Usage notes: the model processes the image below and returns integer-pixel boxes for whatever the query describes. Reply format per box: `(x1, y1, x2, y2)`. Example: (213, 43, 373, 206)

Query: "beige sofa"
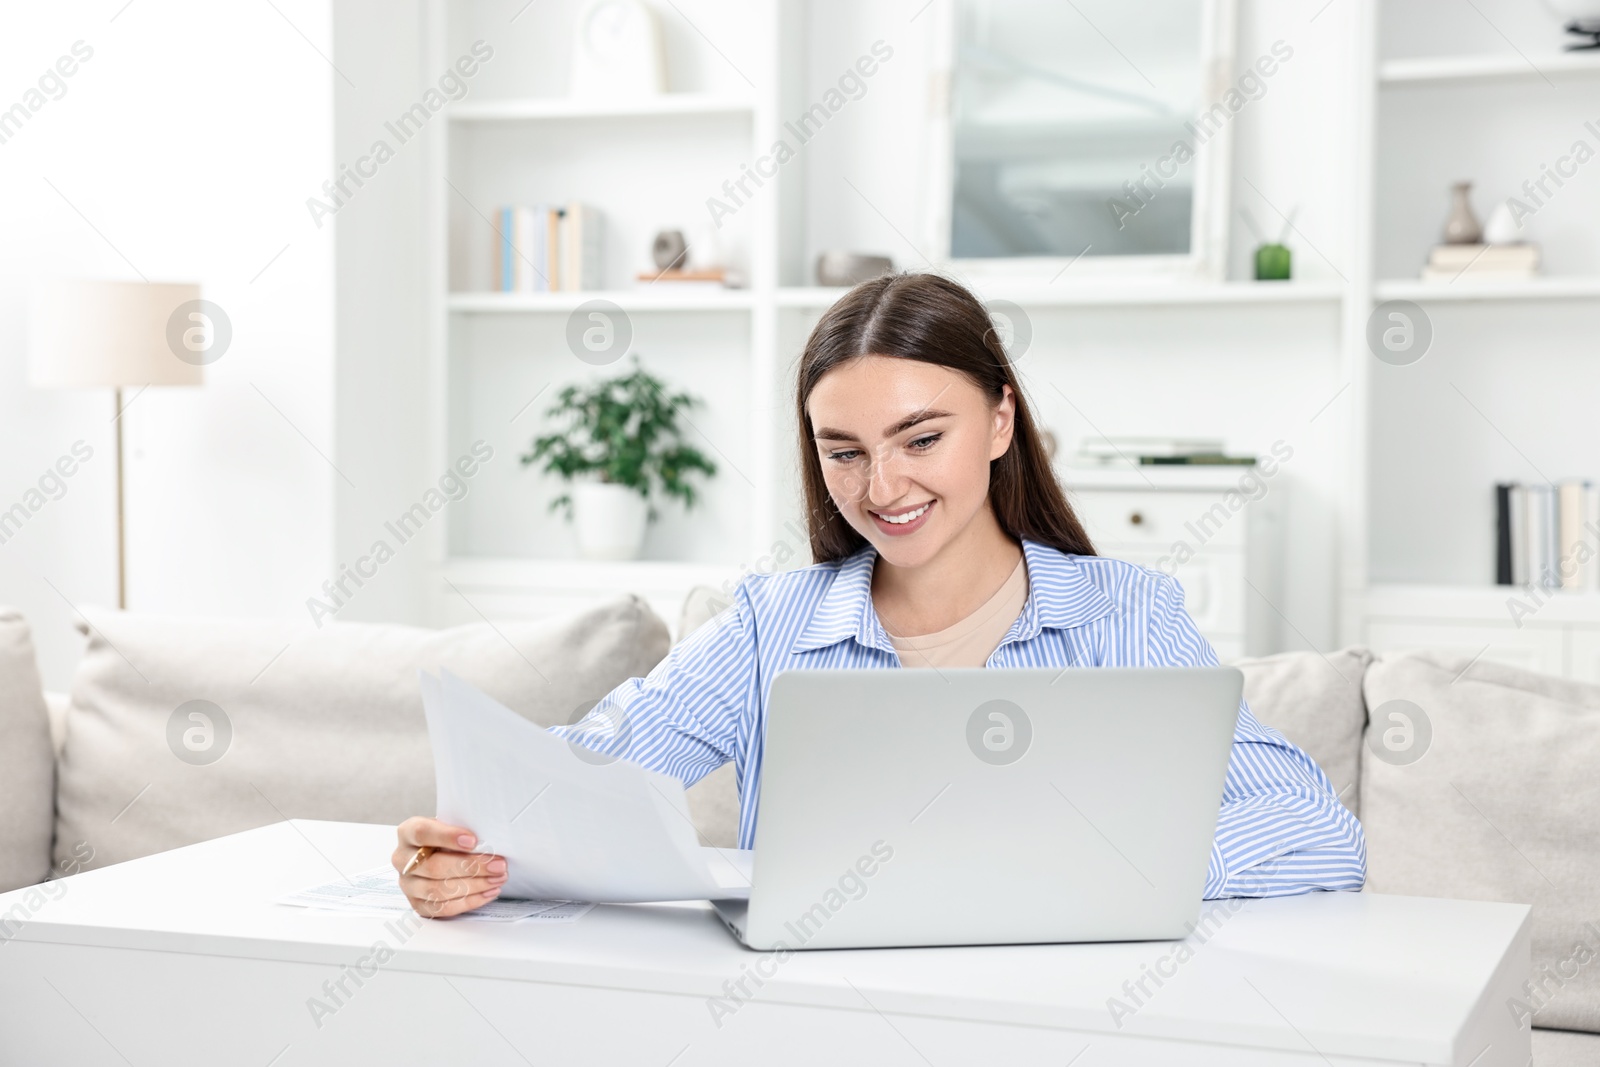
(1, 601, 1597, 1063)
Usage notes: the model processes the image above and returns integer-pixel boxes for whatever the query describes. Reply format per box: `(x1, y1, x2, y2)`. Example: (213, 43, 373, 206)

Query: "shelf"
(1372, 277, 1600, 302)
(1379, 52, 1600, 85)
(1366, 582, 1600, 625)
(1060, 463, 1266, 491)
(449, 94, 755, 122)
(777, 281, 1345, 310)
(448, 290, 755, 313)
(442, 556, 739, 590)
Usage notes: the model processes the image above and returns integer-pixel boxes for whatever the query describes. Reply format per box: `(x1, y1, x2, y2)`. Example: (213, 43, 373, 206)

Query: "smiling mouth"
(873, 503, 930, 525)
(868, 501, 934, 534)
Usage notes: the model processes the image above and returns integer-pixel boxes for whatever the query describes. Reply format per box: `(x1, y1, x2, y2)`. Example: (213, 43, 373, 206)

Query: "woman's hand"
(393, 816, 507, 918)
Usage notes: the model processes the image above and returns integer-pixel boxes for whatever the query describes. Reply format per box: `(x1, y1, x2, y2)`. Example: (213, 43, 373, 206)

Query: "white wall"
(0, 1, 335, 688)
(327, 0, 434, 626)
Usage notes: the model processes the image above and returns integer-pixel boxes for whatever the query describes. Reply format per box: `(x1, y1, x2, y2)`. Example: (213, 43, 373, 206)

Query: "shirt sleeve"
(545, 581, 756, 789)
(1144, 571, 1367, 899)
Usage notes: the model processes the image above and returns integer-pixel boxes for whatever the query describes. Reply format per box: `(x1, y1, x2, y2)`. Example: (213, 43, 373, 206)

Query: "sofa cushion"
(1362, 650, 1600, 1034)
(1534, 1027, 1600, 1067)
(1228, 647, 1370, 817)
(52, 596, 742, 873)
(0, 608, 56, 892)
(678, 583, 731, 642)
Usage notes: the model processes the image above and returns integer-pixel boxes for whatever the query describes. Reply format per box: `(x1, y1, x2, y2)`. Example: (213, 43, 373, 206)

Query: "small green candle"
(1255, 243, 1291, 281)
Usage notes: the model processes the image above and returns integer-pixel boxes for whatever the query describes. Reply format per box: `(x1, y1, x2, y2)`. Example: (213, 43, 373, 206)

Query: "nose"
(866, 446, 910, 507)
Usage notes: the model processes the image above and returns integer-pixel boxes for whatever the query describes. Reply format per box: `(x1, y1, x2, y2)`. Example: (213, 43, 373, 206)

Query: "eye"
(826, 448, 862, 464)
(908, 433, 942, 452)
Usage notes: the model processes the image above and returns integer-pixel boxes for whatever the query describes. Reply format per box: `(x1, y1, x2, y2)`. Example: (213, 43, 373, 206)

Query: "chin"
(857, 522, 948, 569)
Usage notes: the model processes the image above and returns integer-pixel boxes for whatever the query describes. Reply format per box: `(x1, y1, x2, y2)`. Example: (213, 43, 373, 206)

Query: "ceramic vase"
(1443, 182, 1483, 245)
(572, 482, 648, 560)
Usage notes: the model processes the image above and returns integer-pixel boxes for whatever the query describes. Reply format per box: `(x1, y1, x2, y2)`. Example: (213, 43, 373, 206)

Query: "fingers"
(412, 884, 505, 919)
(394, 815, 509, 917)
(400, 863, 507, 918)
(397, 815, 478, 851)
(389, 844, 506, 881)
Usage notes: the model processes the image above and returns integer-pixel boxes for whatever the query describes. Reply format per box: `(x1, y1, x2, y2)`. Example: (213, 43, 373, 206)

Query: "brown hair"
(795, 270, 1097, 563)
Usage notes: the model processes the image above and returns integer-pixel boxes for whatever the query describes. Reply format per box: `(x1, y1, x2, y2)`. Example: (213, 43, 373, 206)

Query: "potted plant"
(521, 358, 717, 560)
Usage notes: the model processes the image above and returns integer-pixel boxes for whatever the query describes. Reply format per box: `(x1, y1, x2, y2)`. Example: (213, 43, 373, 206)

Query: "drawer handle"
(1128, 511, 1144, 526)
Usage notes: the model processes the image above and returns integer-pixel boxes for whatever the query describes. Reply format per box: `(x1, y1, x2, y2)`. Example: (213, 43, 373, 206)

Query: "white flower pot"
(572, 482, 649, 561)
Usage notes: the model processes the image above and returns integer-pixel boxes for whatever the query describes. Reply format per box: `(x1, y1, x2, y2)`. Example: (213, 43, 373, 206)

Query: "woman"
(395, 271, 1365, 917)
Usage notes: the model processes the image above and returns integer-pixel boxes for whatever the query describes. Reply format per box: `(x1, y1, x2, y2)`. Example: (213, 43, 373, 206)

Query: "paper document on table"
(276, 865, 593, 923)
(420, 669, 752, 904)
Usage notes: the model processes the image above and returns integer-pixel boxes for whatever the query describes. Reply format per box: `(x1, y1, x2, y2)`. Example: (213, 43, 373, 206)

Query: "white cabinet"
(1364, 620, 1565, 677)
(1063, 466, 1285, 659)
(1361, 585, 1600, 680)
(1567, 630, 1600, 685)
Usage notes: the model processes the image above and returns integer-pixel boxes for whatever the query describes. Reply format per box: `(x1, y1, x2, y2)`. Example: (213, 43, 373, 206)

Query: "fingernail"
(487, 859, 507, 874)
(487, 887, 501, 898)
(489, 872, 508, 884)
(457, 834, 475, 848)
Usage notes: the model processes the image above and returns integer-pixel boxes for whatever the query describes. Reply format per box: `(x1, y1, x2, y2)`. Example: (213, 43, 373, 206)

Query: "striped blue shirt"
(553, 539, 1366, 899)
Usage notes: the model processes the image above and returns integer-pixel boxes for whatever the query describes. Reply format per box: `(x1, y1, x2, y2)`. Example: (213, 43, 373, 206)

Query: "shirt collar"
(790, 539, 1118, 655)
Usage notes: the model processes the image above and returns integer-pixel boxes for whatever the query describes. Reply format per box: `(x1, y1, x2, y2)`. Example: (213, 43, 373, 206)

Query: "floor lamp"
(29, 280, 205, 610)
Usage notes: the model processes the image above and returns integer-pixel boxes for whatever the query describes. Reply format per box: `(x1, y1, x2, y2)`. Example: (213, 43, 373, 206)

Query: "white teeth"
(878, 503, 929, 525)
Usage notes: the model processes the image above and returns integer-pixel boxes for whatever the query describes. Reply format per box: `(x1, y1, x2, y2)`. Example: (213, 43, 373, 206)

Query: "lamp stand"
(114, 387, 126, 611)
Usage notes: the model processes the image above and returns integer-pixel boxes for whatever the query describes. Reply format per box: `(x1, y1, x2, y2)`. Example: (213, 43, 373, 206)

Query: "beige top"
(886, 557, 1029, 669)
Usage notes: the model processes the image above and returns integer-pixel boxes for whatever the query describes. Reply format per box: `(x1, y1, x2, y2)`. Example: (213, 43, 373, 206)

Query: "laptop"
(712, 666, 1243, 950)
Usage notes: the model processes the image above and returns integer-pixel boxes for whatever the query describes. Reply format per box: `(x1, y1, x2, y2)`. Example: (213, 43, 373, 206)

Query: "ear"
(989, 384, 1017, 461)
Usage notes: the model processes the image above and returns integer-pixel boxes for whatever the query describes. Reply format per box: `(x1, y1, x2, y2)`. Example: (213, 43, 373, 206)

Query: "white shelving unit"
(1372, 277, 1600, 302)
(1378, 51, 1600, 85)
(1341, 1, 1600, 676)
(448, 94, 756, 122)
(446, 290, 759, 313)
(779, 281, 1345, 311)
(394, 0, 1378, 654)
(419, 0, 780, 627)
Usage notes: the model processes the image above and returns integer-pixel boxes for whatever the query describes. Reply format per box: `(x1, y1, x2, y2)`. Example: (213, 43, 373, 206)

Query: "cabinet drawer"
(1068, 488, 1248, 552)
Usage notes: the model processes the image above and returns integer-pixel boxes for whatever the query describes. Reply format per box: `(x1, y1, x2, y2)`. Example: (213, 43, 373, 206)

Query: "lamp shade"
(29, 280, 206, 388)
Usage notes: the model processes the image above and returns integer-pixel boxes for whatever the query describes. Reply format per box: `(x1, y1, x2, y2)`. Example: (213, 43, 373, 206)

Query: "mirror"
(926, 0, 1236, 280)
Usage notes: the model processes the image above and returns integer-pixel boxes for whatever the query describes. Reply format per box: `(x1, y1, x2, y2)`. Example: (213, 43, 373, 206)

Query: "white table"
(0, 821, 1530, 1066)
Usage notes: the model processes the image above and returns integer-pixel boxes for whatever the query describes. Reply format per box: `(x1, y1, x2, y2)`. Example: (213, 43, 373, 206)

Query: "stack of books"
(1495, 480, 1600, 590)
(1074, 437, 1256, 467)
(1423, 244, 1539, 282)
(633, 268, 731, 290)
(495, 202, 604, 292)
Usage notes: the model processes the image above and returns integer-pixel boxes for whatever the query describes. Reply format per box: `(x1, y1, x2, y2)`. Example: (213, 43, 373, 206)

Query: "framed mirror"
(923, 0, 1237, 282)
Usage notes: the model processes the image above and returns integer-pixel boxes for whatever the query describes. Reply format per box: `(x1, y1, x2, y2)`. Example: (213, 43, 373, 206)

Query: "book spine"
(560, 206, 572, 294)
(1495, 483, 1513, 586)
(499, 207, 512, 292)
(510, 206, 524, 293)
(1528, 485, 1548, 588)
(533, 206, 548, 292)
(1588, 484, 1600, 592)
(1547, 484, 1561, 589)
(1509, 483, 1527, 587)
(547, 207, 560, 294)
(565, 200, 580, 292)
(589, 205, 605, 289)
(1559, 480, 1584, 590)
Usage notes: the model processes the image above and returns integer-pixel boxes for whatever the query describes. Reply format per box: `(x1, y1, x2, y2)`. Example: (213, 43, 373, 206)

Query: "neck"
(870, 506, 1023, 637)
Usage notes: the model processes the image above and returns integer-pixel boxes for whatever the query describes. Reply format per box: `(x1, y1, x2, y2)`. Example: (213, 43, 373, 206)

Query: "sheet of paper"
(421, 669, 753, 904)
(276, 865, 594, 923)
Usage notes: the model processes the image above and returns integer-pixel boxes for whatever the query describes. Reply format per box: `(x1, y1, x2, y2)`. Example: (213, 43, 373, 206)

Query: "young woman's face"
(808, 355, 1015, 568)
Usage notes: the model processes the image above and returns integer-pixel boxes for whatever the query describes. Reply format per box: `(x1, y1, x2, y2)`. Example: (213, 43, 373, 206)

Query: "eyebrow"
(812, 408, 955, 442)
